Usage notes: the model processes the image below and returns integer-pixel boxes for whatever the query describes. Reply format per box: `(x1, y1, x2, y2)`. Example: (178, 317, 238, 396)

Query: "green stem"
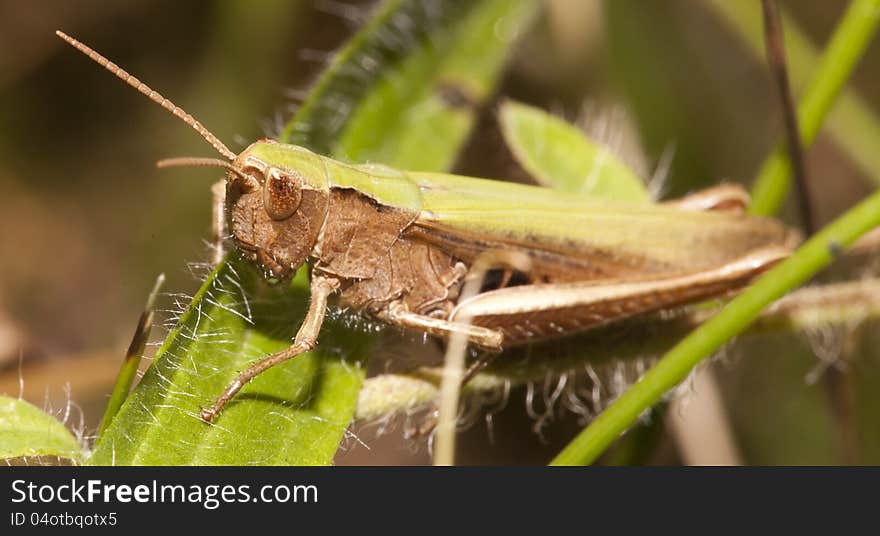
(749, 0, 880, 216)
(706, 0, 880, 189)
(550, 189, 880, 466)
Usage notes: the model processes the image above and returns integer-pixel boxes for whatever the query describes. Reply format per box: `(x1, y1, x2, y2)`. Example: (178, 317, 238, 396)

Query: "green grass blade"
(0, 396, 83, 463)
(748, 0, 880, 216)
(89, 0, 536, 465)
(498, 100, 650, 201)
(551, 188, 880, 465)
(283, 0, 536, 169)
(96, 274, 164, 439)
(707, 0, 880, 189)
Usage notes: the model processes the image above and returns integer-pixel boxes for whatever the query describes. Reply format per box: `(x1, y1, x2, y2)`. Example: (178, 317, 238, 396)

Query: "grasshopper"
(57, 31, 796, 423)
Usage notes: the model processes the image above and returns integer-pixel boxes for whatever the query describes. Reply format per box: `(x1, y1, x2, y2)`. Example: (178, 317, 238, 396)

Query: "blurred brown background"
(1, 0, 879, 464)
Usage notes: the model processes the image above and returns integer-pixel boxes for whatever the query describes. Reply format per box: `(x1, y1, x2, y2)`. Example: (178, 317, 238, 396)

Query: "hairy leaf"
(499, 100, 649, 202)
(0, 396, 82, 464)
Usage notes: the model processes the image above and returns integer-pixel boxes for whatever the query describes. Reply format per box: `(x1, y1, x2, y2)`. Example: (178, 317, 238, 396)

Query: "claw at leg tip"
(200, 407, 216, 423)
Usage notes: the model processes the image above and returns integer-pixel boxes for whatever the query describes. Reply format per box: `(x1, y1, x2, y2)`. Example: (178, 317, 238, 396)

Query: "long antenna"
(55, 30, 236, 161)
(156, 157, 257, 185)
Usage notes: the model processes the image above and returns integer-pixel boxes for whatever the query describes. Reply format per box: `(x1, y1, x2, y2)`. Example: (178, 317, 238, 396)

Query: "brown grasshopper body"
(230, 141, 794, 350)
(57, 31, 796, 422)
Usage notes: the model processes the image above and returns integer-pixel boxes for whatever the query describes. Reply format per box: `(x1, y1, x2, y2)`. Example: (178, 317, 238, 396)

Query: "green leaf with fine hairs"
(499, 99, 650, 202)
(0, 396, 82, 463)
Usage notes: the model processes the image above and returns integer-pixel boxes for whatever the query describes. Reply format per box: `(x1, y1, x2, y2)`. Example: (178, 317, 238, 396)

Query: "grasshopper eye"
(262, 168, 303, 220)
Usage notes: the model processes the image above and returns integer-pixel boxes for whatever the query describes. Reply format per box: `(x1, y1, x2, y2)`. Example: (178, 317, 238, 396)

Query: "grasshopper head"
(222, 141, 330, 280)
(157, 142, 330, 281)
(55, 32, 331, 281)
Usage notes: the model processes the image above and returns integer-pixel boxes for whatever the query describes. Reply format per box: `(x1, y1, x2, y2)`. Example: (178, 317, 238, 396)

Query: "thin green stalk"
(603, 406, 666, 466)
(750, 0, 880, 216)
(551, 189, 880, 465)
(707, 0, 880, 189)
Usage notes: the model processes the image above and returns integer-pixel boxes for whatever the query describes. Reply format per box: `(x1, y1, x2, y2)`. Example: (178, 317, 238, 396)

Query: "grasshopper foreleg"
(211, 179, 227, 265)
(200, 273, 340, 422)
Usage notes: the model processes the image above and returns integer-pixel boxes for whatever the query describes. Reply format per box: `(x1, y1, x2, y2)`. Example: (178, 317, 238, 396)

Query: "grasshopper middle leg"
(378, 301, 504, 351)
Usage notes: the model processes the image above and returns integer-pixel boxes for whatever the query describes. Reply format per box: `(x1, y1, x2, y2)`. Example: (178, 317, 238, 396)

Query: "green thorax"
(247, 140, 422, 210)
